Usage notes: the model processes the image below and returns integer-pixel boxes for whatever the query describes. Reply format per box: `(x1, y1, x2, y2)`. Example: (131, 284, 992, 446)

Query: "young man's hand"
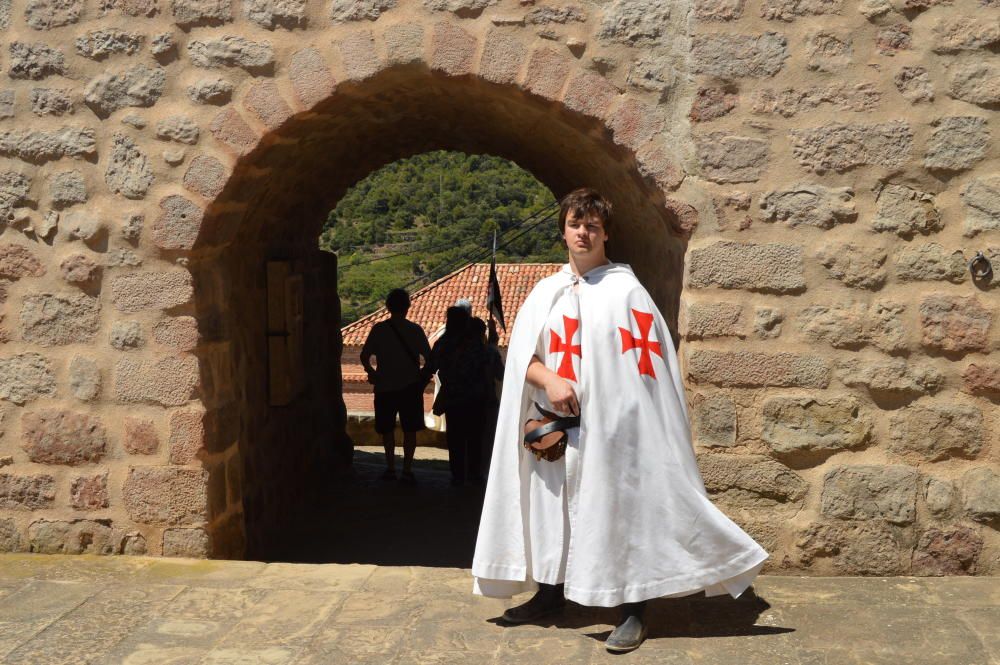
(544, 375, 579, 416)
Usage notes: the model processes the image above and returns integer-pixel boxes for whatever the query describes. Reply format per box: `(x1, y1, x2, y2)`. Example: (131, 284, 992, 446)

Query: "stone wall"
(0, 0, 995, 573)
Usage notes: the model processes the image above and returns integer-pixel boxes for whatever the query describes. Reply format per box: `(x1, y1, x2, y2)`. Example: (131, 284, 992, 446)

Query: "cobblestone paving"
(0, 554, 996, 664)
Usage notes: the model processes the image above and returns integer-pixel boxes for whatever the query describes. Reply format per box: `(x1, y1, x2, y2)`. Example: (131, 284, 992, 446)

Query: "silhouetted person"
(481, 319, 505, 479)
(360, 288, 431, 484)
(443, 317, 492, 487)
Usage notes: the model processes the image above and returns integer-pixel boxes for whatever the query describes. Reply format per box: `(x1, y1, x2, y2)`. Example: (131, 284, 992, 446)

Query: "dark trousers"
(446, 405, 486, 483)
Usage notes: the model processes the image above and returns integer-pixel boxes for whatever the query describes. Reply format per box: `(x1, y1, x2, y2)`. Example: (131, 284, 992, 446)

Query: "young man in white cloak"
(471, 188, 769, 652)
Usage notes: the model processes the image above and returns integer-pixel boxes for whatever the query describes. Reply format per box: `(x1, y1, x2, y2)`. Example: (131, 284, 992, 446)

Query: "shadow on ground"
(262, 449, 486, 568)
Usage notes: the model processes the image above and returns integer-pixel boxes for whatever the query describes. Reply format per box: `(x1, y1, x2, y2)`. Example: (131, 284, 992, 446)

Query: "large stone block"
(761, 0, 840, 20)
(339, 29, 381, 80)
(919, 294, 992, 354)
(22, 409, 107, 465)
(805, 31, 852, 72)
(924, 477, 956, 517)
(123, 417, 159, 455)
(431, 22, 476, 76)
(562, 72, 619, 120)
(183, 155, 228, 199)
(836, 357, 943, 396)
(751, 83, 880, 117)
(693, 393, 736, 447)
(111, 270, 193, 312)
(0, 127, 95, 163)
(188, 36, 274, 74)
(963, 363, 1000, 396)
(163, 527, 211, 557)
(25, 0, 83, 28)
(0, 243, 45, 280)
(895, 243, 966, 283)
(523, 48, 570, 100)
(172, 0, 235, 26)
(105, 134, 154, 199)
(0, 353, 55, 404)
(821, 465, 918, 524)
(244, 80, 292, 129)
(872, 183, 942, 237)
(20, 292, 99, 346)
(8, 42, 66, 80)
(796, 520, 903, 575)
(694, 0, 745, 20)
(790, 122, 912, 173)
(688, 241, 804, 293)
(385, 22, 423, 65)
(691, 32, 788, 78)
(169, 409, 205, 464)
(695, 133, 769, 183)
(288, 47, 334, 108)
(598, 0, 672, 45)
(911, 526, 982, 575)
(684, 302, 744, 340)
(330, 0, 396, 22)
(924, 117, 989, 172)
(209, 108, 258, 156)
(187, 77, 234, 105)
(153, 316, 199, 351)
(83, 65, 166, 118)
(686, 349, 830, 387)
(0, 473, 55, 509)
(75, 28, 144, 59)
(797, 301, 907, 353)
(70, 472, 109, 510)
(961, 175, 1000, 236)
(889, 402, 984, 461)
(697, 453, 807, 508)
(948, 62, 1000, 107)
(961, 468, 1000, 523)
(0, 519, 22, 552)
(608, 98, 664, 152)
(760, 183, 856, 228)
(816, 243, 886, 290)
(123, 466, 208, 525)
(762, 396, 872, 456)
(115, 355, 199, 407)
(69, 356, 101, 401)
(156, 116, 200, 145)
(27, 519, 116, 554)
(933, 16, 1000, 52)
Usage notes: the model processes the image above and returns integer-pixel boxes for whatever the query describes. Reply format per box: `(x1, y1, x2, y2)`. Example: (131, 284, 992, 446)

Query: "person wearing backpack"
(360, 288, 432, 484)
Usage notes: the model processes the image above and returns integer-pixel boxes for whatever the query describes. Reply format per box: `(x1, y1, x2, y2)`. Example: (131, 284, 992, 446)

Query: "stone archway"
(185, 29, 700, 558)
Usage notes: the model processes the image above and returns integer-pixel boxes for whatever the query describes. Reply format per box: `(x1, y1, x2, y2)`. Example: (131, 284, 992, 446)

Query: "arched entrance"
(186, 47, 698, 559)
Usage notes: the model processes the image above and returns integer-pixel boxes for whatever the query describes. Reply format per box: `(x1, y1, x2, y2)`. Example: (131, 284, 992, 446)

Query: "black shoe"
(606, 602, 647, 652)
(501, 584, 565, 624)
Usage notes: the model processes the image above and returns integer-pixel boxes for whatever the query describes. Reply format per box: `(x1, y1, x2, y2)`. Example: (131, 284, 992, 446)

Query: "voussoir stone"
(821, 465, 918, 524)
(695, 133, 769, 183)
(924, 116, 989, 172)
(790, 122, 912, 173)
(598, 0, 672, 45)
(115, 354, 198, 406)
(75, 29, 144, 59)
(911, 526, 983, 575)
(112, 270, 193, 312)
(698, 452, 807, 508)
(872, 183, 942, 237)
(0, 353, 55, 404)
(889, 402, 984, 461)
(152, 195, 204, 250)
(961, 175, 1000, 236)
(948, 62, 1000, 107)
(961, 468, 1000, 523)
(244, 80, 293, 128)
(762, 396, 872, 456)
(686, 349, 830, 387)
(0, 243, 45, 280)
(153, 316, 199, 350)
(691, 32, 788, 78)
(797, 301, 907, 352)
(919, 294, 992, 354)
(330, 0, 396, 22)
(187, 36, 275, 73)
(760, 183, 856, 228)
(123, 466, 208, 525)
(837, 356, 943, 395)
(21, 408, 107, 465)
(895, 243, 966, 283)
(0, 473, 55, 510)
(20, 292, 99, 346)
(688, 241, 805, 293)
(183, 155, 227, 199)
(83, 65, 166, 118)
(10, 42, 67, 80)
(816, 243, 887, 290)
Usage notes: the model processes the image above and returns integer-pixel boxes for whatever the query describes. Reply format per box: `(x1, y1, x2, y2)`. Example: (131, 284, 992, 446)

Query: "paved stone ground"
(0, 555, 997, 664)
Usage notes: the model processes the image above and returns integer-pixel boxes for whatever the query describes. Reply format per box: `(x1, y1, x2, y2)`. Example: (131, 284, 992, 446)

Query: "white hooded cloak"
(472, 262, 768, 607)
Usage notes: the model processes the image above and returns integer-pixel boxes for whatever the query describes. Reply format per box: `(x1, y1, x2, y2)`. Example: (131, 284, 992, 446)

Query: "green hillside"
(321, 151, 564, 325)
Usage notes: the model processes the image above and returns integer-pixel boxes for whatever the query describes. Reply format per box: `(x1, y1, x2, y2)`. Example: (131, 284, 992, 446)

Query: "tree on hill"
(322, 151, 563, 324)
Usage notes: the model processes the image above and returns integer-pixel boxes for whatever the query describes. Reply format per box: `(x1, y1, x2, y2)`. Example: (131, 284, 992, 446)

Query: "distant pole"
(488, 230, 496, 328)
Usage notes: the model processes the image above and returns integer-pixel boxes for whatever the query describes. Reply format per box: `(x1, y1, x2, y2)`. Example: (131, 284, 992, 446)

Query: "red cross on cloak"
(619, 309, 663, 378)
(549, 315, 582, 381)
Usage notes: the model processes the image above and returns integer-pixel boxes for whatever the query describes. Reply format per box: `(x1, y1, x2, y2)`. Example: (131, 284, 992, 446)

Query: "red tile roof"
(341, 263, 563, 348)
